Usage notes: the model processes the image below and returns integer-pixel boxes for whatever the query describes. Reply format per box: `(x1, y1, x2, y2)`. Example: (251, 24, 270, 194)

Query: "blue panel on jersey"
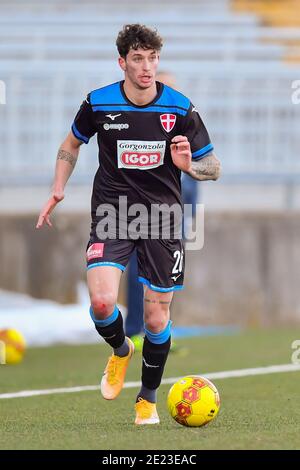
(71, 123, 89, 144)
(192, 143, 214, 159)
(90, 82, 126, 106)
(156, 85, 190, 111)
(91, 105, 187, 116)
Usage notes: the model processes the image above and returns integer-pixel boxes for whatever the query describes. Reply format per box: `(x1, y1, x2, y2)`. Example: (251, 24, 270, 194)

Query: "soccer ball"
(0, 329, 26, 364)
(167, 376, 220, 427)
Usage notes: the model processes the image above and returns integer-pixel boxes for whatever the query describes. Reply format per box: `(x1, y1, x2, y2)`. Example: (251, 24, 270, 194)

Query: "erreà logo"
(86, 243, 104, 261)
(160, 114, 176, 132)
(117, 140, 166, 170)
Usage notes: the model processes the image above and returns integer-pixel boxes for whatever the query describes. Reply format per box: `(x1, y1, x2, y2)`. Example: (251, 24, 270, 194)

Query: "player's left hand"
(170, 135, 192, 172)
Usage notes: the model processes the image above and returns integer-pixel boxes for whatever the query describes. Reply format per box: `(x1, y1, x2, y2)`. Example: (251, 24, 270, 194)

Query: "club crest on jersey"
(160, 114, 176, 133)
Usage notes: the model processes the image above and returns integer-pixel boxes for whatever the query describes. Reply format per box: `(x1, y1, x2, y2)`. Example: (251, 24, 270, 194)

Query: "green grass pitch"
(0, 328, 300, 450)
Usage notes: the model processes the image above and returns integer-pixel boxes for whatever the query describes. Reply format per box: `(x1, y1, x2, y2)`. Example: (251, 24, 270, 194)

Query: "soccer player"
(36, 24, 221, 425)
(125, 71, 199, 350)
(124, 71, 176, 346)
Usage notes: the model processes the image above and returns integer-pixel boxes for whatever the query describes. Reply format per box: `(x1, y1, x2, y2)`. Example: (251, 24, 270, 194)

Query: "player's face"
(119, 48, 159, 90)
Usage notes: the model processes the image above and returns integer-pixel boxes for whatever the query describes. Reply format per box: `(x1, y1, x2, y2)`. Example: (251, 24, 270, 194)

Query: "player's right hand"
(36, 192, 64, 229)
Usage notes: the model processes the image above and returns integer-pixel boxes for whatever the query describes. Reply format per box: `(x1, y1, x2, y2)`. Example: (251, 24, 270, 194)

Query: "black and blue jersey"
(72, 80, 213, 225)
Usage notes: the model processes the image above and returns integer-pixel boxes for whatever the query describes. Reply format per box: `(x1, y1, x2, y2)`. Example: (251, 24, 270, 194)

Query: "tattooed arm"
(36, 132, 83, 228)
(54, 132, 82, 193)
(170, 136, 221, 182)
(187, 151, 221, 181)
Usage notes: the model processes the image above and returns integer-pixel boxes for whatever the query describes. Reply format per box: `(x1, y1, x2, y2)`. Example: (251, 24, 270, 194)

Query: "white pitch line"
(0, 363, 299, 400)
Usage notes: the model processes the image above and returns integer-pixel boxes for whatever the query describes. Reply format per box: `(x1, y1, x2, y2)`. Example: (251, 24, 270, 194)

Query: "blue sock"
(137, 321, 172, 403)
(90, 306, 128, 354)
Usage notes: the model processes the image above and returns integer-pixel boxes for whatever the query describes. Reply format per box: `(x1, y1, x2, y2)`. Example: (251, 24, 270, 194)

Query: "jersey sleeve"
(182, 103, 214, 161)
(71, 94, 97, 144)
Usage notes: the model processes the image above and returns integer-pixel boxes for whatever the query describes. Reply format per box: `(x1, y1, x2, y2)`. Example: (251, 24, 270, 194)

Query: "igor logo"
(87, 243, 104, 261)
(117, 140, 166, 170)
(121, 152, 161, 168)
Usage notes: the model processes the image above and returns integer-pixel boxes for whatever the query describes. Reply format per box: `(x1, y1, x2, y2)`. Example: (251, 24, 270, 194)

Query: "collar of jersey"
(120, 80, 163, 109)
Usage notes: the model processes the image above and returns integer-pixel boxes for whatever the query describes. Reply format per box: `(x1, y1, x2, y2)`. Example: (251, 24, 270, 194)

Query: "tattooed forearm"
(144, 298, 171, 305)
(57, 149, 78, 168)
(187, 152, 221, 181)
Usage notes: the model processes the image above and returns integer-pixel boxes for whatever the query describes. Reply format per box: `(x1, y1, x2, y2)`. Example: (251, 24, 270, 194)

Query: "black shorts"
(86, 237, 185, 293)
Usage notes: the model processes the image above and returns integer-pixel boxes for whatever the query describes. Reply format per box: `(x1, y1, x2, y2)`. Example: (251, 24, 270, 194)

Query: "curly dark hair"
(116, 24, 163, 58)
